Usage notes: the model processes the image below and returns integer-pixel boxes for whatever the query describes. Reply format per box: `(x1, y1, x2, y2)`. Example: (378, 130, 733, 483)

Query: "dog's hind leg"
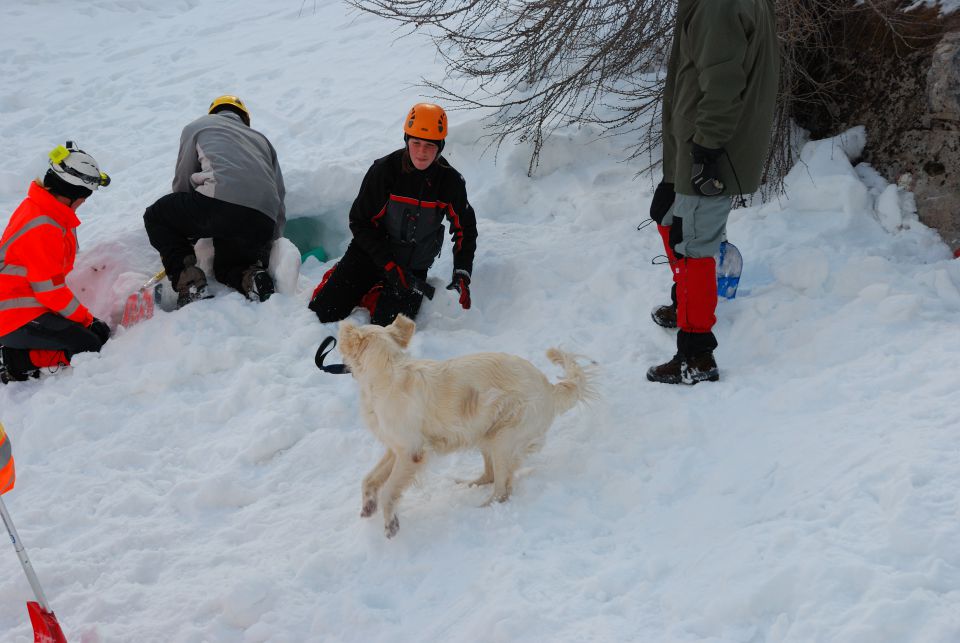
(379, 448, 425, 538)
(458, 450, 494, 487)
(361, 450, 396, 518)
(482, 443, 517, 506)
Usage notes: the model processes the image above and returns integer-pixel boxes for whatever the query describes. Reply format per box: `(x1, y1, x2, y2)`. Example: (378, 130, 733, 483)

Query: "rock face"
(792, 6, 960, 250)
(909, 31, 960, 249)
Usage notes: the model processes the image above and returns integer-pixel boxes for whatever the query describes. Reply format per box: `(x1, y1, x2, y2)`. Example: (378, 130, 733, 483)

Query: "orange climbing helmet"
(403, 103, 447, 141)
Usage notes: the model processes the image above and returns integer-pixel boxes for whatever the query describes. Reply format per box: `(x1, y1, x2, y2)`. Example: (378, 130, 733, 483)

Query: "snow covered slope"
(0, 2, 958, 642)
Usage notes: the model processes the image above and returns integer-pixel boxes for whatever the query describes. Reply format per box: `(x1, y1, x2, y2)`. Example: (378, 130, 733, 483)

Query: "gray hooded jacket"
(172, 111, 286, 238)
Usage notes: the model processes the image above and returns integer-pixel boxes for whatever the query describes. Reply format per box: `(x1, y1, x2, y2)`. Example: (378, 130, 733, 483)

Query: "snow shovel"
(120, 269, 166, 328)
(0, 495, 68, 643)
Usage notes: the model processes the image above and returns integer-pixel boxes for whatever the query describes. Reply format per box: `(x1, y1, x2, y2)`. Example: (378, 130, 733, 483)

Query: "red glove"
(446, 269, 471, 309)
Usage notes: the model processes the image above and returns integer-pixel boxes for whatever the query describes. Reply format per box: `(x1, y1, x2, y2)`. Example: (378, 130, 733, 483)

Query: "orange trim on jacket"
(0, 182, 93, 337)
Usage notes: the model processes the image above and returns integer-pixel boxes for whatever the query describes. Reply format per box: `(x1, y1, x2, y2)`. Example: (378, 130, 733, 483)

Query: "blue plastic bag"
(716, 241, 742, 299)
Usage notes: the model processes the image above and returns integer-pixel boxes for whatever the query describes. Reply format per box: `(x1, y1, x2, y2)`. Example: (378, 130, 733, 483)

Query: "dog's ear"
(338, 322, 361, 359)
(389, 314, 416, 349)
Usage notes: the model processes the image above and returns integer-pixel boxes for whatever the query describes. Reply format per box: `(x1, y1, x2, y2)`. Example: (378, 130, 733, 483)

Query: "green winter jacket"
(662, 0, 779, 196)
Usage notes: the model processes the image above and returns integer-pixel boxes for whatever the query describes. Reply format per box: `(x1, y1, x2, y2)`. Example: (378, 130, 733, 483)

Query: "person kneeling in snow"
(143, 95, 286, 308)
(0, 142, 112, 384)
(308, 103, 477, 326)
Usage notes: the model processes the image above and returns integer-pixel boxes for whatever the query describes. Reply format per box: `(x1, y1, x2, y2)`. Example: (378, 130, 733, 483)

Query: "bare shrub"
(351, 0, 952, 196)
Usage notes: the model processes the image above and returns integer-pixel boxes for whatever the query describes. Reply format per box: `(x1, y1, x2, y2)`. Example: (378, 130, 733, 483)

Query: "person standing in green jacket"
(647, 0, 779, 385)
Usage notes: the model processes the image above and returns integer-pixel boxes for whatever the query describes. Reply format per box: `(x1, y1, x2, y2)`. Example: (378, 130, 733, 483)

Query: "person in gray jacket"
(144, 95, 286, 307)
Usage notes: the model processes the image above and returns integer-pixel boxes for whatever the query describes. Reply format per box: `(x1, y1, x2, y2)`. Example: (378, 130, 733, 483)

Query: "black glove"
(88, 317, 111, 344)
(649, 182, 676, 224)
(383, 261, 410, 292)
(691, 143, 725, 197)
(446, 269, 471, 309)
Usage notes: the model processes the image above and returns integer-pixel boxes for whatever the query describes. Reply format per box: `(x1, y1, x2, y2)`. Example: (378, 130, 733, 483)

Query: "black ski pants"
(0, 313, 105, 373)
(308, 241, 425, 326)
(144, 191, 274, 292)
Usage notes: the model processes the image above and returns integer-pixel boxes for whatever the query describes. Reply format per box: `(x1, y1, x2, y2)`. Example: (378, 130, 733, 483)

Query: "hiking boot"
(176, 280, 210, 308)
(646, 351, 719, 385)
(175, 257, 209, 309)
(241, 267, 275, 302)
(0, 347, 40, 384)
(651, 303, 677, 329)
(2, 368, 42, 384)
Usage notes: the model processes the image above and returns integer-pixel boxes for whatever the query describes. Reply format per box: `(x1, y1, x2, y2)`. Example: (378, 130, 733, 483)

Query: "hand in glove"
(690, 143, 725, 197)
(649, 181, 676, 224)
(446, 269, 471, 309)
(88, 317, 111, 344)
(383, 261, 410, 292)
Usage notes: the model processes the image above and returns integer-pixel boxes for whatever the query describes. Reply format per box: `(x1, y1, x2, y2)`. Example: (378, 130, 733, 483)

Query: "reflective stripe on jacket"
(349, 149, 477, 273)
(0, 182, 93, 336)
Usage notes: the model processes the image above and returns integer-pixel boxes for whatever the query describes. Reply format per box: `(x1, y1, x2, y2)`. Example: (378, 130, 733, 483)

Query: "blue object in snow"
(716, 241, 742, 299)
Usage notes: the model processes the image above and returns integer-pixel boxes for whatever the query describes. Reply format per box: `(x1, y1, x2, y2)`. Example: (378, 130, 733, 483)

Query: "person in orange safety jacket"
(0, 142, 112, 384)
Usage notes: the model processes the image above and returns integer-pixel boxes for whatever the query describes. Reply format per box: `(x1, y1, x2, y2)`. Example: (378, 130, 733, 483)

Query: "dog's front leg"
(379, 448, 426, 538)
(361, 450, 396, 518)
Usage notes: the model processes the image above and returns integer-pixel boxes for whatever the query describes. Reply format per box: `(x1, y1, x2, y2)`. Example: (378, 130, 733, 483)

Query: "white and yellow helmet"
(47, 141, 110, 190)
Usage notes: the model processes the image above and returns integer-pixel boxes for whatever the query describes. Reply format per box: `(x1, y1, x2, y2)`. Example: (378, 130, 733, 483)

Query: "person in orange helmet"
(308, 103, 478, 326)
(0, 142, 112, 384)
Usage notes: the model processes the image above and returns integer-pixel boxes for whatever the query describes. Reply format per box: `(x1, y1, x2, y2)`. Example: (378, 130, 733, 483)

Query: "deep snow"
(0, 2, 958, 642)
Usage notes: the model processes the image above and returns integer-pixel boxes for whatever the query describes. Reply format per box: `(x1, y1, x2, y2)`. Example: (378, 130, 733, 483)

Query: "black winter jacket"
(348, 149, 477, 273)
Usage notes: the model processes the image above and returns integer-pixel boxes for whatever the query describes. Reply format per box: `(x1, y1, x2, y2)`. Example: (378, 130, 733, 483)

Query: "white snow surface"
(1, 2, 959, 642)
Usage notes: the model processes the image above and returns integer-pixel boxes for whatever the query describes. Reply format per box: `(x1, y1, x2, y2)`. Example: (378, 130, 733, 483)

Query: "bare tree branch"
(350, 0, 949, 197)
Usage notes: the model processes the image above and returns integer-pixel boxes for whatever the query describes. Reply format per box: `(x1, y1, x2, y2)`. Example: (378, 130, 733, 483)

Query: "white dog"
(338, 314, 595, 538)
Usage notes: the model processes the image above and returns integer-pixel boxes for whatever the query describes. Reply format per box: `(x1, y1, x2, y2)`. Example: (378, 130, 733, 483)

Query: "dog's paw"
(361, 497, 377, 518)
(384, 515, 400, 539)
(455, 475, 493, 487)
(481, 492, 511, 507)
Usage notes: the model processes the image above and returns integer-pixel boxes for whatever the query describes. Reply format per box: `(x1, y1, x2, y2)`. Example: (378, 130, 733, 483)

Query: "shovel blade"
(120, 293, 140, 328)
(27, 602, 67, 643)
(141, 287, 155, 320)
(119, 270, 166, 328)
(119, 289, 155, 328)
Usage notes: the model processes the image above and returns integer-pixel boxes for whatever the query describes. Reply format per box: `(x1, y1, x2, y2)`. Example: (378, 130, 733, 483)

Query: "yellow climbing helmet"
(403, 103, 447, 141)
(208, 95, 251, 126)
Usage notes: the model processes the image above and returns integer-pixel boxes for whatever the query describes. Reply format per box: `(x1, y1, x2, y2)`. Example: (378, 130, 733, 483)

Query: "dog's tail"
(546, 348, 596, 414)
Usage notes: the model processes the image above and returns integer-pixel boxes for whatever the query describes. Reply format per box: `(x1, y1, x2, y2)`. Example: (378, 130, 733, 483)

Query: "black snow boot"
(241, 267, 275, 302)
(0, 346, 40, 384)
(175, 255, 210, 308)
(651, 303, 677, 329)
(651, 283, 678, 329)
(646, 351, 719, 385)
